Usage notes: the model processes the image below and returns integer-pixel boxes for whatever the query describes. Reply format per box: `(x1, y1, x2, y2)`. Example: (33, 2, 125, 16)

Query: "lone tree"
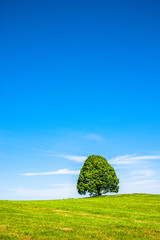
(77, 155, 119, 196)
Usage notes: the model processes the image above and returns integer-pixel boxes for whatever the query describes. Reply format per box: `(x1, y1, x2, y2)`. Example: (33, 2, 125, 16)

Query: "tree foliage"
(77, 155, 119, 196)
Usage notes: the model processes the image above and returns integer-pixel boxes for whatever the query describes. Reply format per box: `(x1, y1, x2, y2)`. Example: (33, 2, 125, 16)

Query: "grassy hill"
(0, 194, 160, 239)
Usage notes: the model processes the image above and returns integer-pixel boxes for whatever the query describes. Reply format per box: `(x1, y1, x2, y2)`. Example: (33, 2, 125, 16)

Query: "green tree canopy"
(77, 155, 119, 196)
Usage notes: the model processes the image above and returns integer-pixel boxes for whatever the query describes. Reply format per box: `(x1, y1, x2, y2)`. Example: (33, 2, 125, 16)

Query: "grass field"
(0, 194, 160, 239)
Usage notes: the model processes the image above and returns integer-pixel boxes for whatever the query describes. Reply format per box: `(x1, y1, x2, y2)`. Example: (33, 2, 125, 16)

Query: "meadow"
(0, 194, 160, 239)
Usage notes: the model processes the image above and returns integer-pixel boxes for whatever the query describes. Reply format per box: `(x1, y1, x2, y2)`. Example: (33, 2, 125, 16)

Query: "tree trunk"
(98, 190, 101, 196)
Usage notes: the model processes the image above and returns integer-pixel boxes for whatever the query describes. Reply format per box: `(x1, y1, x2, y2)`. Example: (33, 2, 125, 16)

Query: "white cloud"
(119, 179, 160, 194)
(22, 169, 80, 176)
(56, 130, 103, 141)
(130, 170, 155, 179)
(109, 154, 160, 165)
(109, 154, 137, 164)
(50, 183, 76, 188)
(128, 180, 156, 185)
(31, 148, 53, 153)
(1, 184, 80, 200)
(129, 155, 160, 160)
(58, 154, 87, 162)
(84, 133, 103, 141)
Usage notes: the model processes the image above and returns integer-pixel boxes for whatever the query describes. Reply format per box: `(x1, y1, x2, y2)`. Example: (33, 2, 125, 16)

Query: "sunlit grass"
(0, 194, 160, 239)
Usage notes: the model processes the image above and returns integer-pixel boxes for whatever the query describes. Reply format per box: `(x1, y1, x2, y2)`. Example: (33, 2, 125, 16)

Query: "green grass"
(0, 194, 160, 239)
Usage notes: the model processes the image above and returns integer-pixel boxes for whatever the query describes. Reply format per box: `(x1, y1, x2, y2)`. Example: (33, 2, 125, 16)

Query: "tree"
(77, 155, 119, 196)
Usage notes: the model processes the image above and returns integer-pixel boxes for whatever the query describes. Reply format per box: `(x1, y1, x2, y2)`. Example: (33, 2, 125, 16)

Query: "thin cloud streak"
(128, 155, 160, 160)
(130, 170, 155, 179)
(58, 154, 87, 162)
(109, 154, 160, 165)
(2, 185, 79, 200)
(119, 179, 160, 194)
(128, 180, 157, 185)
(22, 169, 80, 176)
(50, 183, 76, 187)
(83, 133, 103, 141)
(31, 148, 53, 153)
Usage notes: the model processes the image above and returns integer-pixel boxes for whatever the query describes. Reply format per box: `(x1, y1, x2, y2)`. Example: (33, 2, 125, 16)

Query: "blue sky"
(0, 0, 160, 200)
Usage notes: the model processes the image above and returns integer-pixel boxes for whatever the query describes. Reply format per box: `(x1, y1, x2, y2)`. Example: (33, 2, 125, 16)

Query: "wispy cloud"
(109, 154, 160, 165)
(129, 155, 160, 160)
(128, 180, 156, 185)
(2, 184, 79, 200)
(50, 183, 76, 188)
(109, 154, 137, 164)
(22, 169, 80, 176)
(31, 148, 53, 153)
(56, 129, 103, 142)
(119, 179, 160, 194)
(130, 170, 155, 179)
(83, 133, 103, 141)
(58, 154, 87, 162)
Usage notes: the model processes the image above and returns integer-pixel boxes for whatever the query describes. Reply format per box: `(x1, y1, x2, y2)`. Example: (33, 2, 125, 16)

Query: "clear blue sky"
(0, 0, 160, 199)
